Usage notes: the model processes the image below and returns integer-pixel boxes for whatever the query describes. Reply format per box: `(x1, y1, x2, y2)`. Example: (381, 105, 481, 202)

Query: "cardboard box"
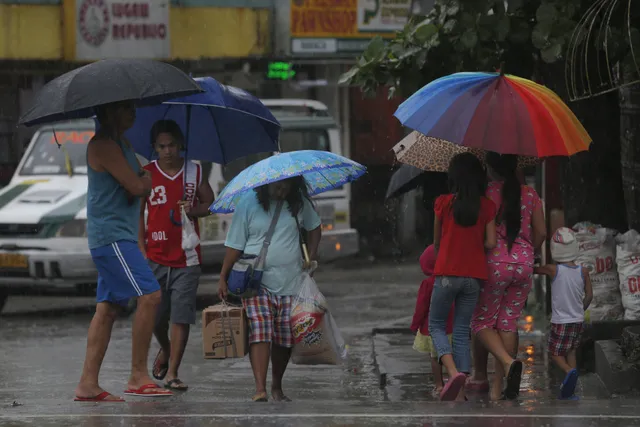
(202, 304, 248, 359)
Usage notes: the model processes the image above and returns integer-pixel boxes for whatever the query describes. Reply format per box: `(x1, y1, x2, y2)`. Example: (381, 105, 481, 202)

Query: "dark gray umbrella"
(19, 59, 203, 127)
(386, 164, 425, 199)
(386, 164, 449, 200)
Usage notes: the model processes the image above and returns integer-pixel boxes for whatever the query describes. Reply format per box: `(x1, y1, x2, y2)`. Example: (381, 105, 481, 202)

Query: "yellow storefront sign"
(170, 7, 270, 60)
(0, 4, 61, 59)
(290, 0, 409, 39)
(0, 2, 270, 61)
(291, 0, 359, 38)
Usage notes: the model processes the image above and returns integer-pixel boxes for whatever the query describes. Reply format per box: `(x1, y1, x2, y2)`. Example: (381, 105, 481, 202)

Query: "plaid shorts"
(548, 322, 583, 356)
(242, 288, 294, 348)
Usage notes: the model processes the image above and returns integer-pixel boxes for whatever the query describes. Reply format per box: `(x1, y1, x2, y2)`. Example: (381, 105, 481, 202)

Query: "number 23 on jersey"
(149, 185, 167, 206)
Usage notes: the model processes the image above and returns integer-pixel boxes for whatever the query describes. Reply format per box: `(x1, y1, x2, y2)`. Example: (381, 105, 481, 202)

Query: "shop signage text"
(267, 62, 297, 80)
(290, 0, 358, 38)
(357, 0, 412, 32)
(75, 0, 170, 60)
(290, 0, 411, 38)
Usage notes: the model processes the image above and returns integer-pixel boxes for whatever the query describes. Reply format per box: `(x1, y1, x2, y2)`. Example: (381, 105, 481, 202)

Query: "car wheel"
(0, 289, 8, 314)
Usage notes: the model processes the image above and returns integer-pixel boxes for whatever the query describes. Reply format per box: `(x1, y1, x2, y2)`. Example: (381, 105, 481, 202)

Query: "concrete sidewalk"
(370, 316, 612, 403)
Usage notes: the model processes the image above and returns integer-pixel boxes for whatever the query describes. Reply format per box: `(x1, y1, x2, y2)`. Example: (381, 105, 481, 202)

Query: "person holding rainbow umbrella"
(393, 69, 591, 401)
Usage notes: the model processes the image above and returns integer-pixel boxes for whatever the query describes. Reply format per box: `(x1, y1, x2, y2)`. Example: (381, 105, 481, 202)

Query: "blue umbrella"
(119, 76, 281, 164)
(209, 150, 366, 214)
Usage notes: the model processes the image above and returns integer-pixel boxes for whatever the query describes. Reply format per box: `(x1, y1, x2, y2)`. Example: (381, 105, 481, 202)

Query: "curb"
(594, 339, 640, 394)
(371, 332, 386, 389)
(372, 327, 414, 336)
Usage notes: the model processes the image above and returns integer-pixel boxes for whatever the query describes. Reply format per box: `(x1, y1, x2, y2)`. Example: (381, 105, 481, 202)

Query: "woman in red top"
(428, 153, 497, 401)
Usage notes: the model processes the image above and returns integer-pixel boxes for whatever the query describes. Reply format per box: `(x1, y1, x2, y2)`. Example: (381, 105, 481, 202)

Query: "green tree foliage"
(339, 0, 637, 99)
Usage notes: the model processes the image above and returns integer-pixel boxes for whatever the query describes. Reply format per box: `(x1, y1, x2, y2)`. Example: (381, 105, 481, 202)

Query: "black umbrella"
(386, 164, 425, 199)
(386, 164, 449, 200)
(19, 59, 203, 127)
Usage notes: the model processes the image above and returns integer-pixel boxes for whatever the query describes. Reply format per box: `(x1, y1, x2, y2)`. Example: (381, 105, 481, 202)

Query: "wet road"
(0, 264, 636, 426)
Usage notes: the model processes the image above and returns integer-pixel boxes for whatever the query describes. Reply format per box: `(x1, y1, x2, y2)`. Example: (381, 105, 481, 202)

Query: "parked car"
(0, 100, 359, 313)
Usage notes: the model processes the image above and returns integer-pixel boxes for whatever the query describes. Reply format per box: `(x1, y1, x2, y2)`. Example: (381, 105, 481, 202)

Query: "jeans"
(428, 276, 481, 374)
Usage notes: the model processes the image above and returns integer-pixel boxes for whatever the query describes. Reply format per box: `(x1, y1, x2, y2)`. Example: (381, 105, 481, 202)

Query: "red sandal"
(74, 391, 125, 402)
(124, 383, 172, 397)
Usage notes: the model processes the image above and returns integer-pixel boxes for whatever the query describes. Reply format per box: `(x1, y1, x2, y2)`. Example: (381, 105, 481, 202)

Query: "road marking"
(0, 413, 637, 420)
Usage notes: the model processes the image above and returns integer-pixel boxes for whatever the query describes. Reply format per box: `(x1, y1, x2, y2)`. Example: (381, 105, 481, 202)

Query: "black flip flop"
(503, 360, 523, 400)
(164, 379, 188, 391)
(152, 349, 168, 381)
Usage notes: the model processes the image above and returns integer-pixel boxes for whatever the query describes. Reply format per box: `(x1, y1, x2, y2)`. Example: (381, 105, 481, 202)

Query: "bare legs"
(431, 357, 444, 392)
(471, 334, 489, 383)
(271, 345, 292, 400)
(128, 291, 164, 391)
(476, 328, 520, 400)
(249, 342, 271, 396)
(75, 302, 120, 400)
(248, 342, 292, 401)
(154, 322, 190, 385)
(552, 349, 577, 374)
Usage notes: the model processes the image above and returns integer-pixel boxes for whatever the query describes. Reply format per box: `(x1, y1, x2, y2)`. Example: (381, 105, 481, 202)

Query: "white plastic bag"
(616, 230, 640, 320)
(290, 272, 347, 365)
(573, 222, 623, 321)
(181, 206, 200, 252)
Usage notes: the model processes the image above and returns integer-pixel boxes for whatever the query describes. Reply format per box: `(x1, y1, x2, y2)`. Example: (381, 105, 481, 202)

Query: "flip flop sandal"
(74, 391, 125, 402)
(165, 379, 188, 391)
(439, 373, 467, 401)
(559, 369, 579, 399)
(152, 349, 169, 381)
(503, 360, 523, 400)
(252, 392, 268, 402)
(124, 383, 173, 397)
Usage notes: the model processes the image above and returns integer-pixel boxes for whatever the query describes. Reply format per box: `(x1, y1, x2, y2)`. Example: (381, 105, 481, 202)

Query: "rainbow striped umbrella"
(394, 72, 591, 157)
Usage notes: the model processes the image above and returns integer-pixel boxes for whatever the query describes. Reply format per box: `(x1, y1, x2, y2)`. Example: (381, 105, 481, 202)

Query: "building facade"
(0, 0, 274, 183)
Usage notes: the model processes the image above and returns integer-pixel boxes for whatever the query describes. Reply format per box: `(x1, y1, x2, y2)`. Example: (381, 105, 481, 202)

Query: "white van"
(0, 100, 359, 312)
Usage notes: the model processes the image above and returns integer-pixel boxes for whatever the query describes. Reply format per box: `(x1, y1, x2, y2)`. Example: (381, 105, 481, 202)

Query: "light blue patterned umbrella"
(209, 150, 366, 213)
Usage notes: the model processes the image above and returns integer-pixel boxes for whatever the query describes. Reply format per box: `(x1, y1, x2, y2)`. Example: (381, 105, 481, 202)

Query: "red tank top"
(143, 160, 202, 268)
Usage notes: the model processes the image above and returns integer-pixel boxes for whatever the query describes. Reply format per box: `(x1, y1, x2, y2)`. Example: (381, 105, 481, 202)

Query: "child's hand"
(535, 264, 555, 277)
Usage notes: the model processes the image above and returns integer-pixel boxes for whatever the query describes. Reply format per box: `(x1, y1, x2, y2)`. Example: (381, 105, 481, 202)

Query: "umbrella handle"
(301, 242, 310, 265)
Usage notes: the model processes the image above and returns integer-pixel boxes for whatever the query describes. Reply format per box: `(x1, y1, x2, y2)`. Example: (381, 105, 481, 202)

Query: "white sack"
(573, 222, 623, 321)
(616, 229, 640, 320)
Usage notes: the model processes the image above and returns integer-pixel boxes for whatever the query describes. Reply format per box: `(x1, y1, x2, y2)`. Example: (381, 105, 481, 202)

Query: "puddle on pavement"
(378, 313, 612, 404)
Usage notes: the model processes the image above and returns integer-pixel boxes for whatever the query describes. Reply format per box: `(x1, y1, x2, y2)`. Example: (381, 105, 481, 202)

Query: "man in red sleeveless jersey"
(138, 120, 214, 391)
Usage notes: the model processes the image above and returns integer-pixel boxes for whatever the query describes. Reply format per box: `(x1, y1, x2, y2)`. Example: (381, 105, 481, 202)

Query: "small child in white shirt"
(535, 227, 593, 400)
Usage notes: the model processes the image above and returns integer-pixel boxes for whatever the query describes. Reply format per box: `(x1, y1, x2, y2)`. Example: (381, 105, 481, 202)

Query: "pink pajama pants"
(471, 262, 533, 334)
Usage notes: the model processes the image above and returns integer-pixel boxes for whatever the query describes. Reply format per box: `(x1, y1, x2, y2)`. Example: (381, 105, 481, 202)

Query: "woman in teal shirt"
(218, 176, 322, 402)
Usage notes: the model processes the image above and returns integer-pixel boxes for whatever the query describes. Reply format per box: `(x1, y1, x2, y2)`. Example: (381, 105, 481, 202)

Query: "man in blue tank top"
(74, 101, 172, 402)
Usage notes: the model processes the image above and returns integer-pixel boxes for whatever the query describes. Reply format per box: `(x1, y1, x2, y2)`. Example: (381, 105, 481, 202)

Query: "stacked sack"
(573, 222, 624, 321)
(615, 230, 640, 320)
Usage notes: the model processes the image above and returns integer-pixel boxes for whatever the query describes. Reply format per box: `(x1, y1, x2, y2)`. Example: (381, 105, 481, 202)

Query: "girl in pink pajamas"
(468, 153, 547, 400)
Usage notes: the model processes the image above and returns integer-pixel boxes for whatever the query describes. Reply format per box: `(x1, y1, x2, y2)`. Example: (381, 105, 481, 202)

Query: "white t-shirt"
(551, 264, 586, 324)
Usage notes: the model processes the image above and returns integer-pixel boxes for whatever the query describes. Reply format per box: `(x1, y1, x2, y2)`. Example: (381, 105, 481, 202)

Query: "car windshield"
(222, 128, 331, 182)
(19, 129, 94, 176)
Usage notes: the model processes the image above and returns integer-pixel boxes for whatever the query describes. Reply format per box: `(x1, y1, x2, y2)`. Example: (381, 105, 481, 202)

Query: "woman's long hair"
(447, 153, 487, 227)
(486, 152, 520, 251)
(254, 176, 314, 217)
